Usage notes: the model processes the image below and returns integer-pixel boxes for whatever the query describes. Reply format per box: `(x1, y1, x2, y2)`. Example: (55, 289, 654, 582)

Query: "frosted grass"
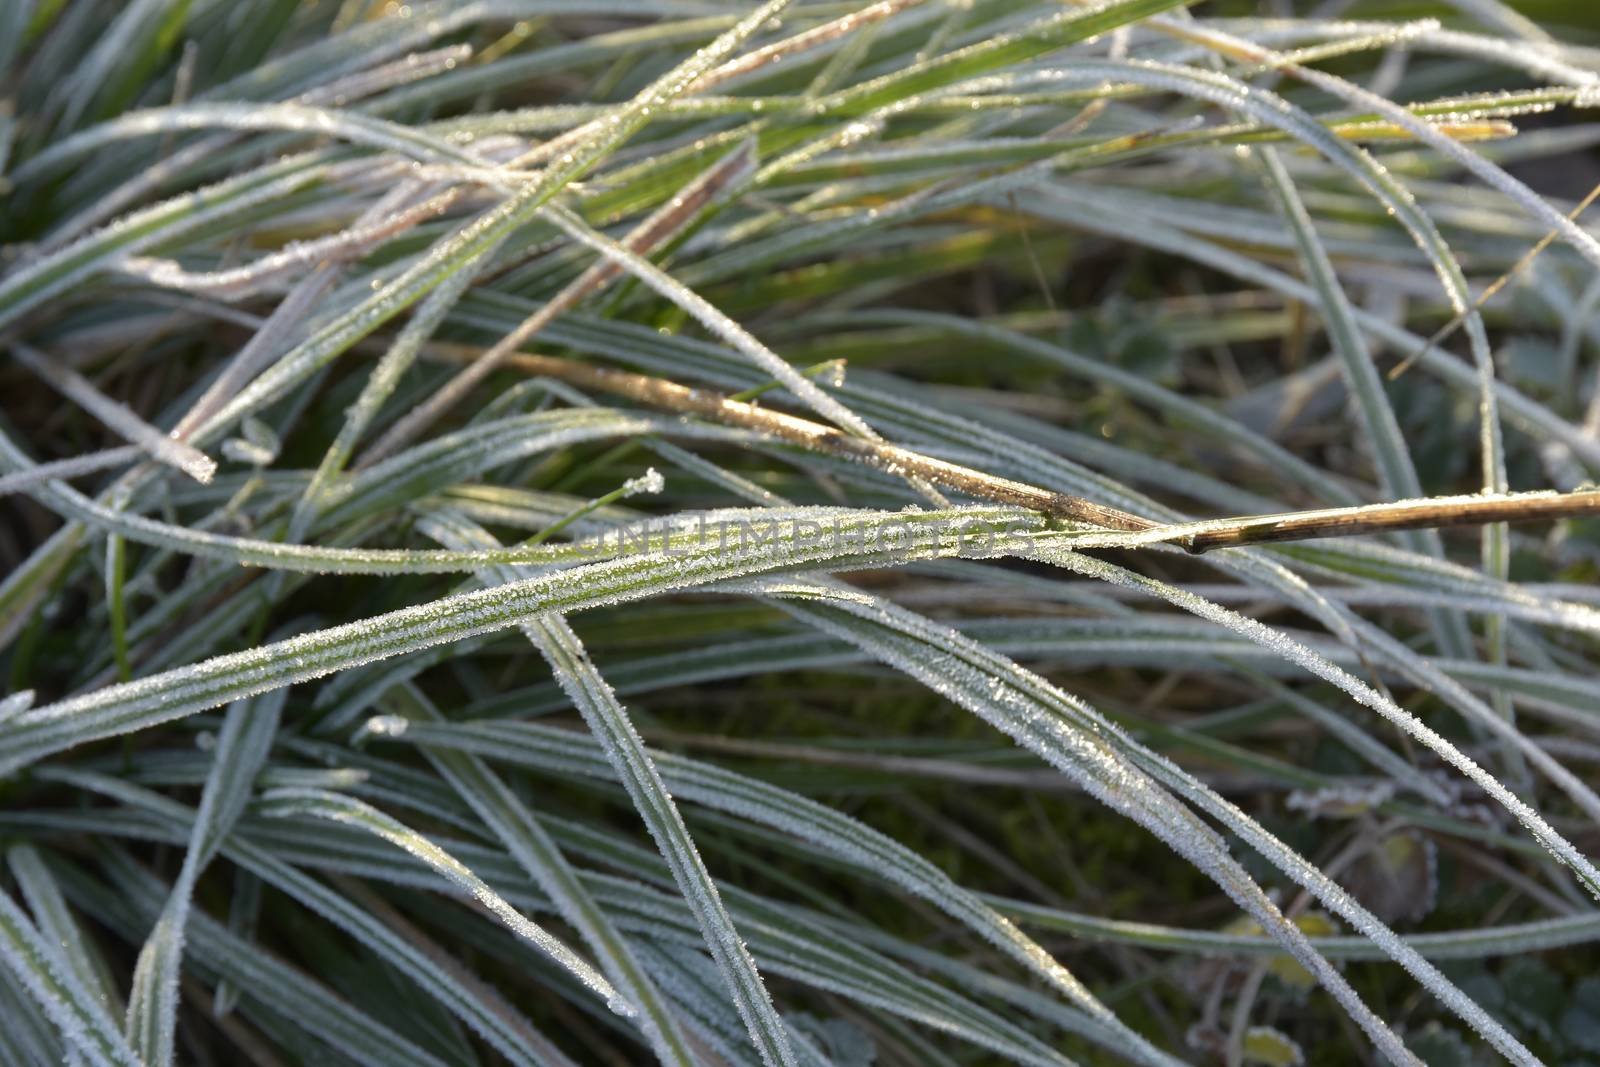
(290, 238, 505, 536)
(1172, 20, 1600, 272)
(116, 192, 453, 301)
(257, 786, 633, 1017)
(196, 0, 803, 446)
(0, 448, 142, 499)
(55, 768, 581, 1066)
(39, 45, 476, 250)
(6, 845, 121, 1021)
(354, 140, 758, 468)
(389, 713, 1184, 1067)
(1008, 186, 1600, 468)
(0, 152, 343, 331)
(764, 580, 1535, 1065)
(421, 511, 798, 1067)
(123, 692, 281, 1066)
(7, 2, 1600, 1062)
(13, 102, 502, 186)
(1037, 550, 1600, 893)
(10, 344, 214, 484)
(92, 850, 458, 1067)
(1256, 150, 1430, 518)
(539, 203, 884, 444)
(0, 884, 142, 1067)
(384, 685, 701, 1067)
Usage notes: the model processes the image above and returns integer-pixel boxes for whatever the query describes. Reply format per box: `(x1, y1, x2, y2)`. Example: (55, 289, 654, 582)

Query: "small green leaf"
(1243, 1025, 1304, 1067)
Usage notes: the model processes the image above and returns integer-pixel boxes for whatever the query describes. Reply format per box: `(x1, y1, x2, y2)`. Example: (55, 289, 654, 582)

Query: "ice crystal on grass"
(355, 714, 410, 744)
(259, 786, 635, 1018)
(10, 344, 215, 484)
(624, 467, 667, 497)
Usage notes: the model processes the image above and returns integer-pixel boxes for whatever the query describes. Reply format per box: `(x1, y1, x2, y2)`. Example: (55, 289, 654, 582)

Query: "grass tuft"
(4, 1, 1600, 1064)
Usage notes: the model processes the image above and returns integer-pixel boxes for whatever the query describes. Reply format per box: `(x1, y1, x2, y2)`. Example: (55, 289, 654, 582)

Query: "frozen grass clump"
(3, 1, 1600, 1064)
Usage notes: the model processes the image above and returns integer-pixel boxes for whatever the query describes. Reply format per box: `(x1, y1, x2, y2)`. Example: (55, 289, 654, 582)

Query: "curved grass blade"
(257, 785, 631, 1019)
(123, 690, 282, 1066)
(418, 512, 799, 1067)
(0, 884, 144, 1067)
(760, 577, 1539, 1066)
(383, 683, 700, 1067)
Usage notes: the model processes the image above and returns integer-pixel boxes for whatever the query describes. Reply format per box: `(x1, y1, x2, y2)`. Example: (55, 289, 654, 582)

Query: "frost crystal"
(355, 714, 409, 744)
(624, 467, 666, 497)
(1287, 782, 1397, 819)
